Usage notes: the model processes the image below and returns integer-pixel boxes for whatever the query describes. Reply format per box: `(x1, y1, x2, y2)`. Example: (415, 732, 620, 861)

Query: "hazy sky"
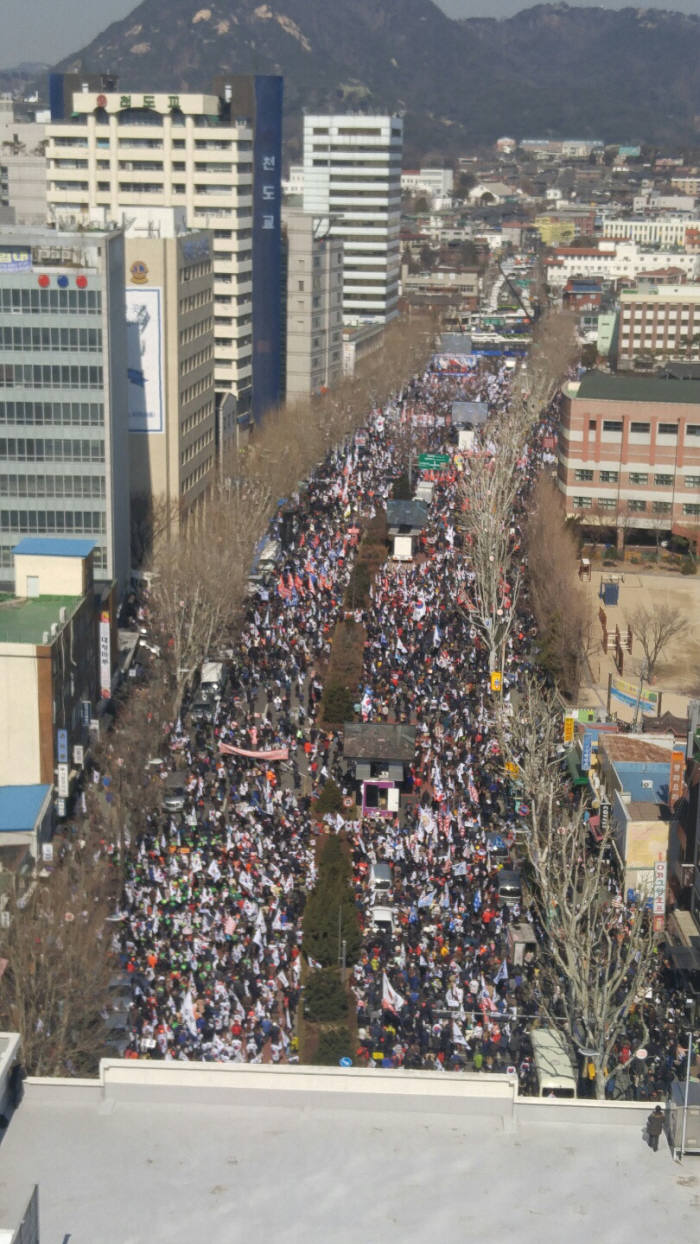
(2, 0, 700, 70)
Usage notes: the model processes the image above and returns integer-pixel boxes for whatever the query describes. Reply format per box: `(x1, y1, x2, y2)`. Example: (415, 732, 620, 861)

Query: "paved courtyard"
(1, 1090, 698, 1243)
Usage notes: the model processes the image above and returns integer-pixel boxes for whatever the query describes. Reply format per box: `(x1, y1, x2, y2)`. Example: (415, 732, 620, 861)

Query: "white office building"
(303, 114, 402, 323)
(45, 85, 255, 413)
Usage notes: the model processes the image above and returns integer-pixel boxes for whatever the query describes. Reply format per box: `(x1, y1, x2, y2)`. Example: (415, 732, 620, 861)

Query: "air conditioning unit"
(42, 631, 49, 644)
(50, 622, 58, 637)
(59, 606, 67, 623)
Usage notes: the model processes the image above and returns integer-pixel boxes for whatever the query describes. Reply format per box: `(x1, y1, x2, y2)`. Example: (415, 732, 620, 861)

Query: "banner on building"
(668, 749, 686, 809)
(99, 611, 111, 699)
(581, 731, 593, 771)
(126, 287, 164, 434)
(57, 763, 70, 798)
(0, 249, 31, 271)
(653, 856, 667, 932)
(609, 676, 659, 714)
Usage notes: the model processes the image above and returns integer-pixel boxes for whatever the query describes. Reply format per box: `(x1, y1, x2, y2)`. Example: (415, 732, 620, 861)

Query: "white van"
(530, 1027, 577, 1098)
(200, 660, 225, 697)
(369, 862, 392, 897)
(371, 905, 395, 936)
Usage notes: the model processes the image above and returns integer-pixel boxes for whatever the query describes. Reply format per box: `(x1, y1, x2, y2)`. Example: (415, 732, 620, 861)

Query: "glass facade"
(0, 266, 109, 577)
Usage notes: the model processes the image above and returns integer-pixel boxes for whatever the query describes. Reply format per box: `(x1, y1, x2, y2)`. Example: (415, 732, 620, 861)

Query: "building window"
(658, 423, 678, 435)
(629, 472, 648, 485)
(574, 469, 594, 482)
(682, 503, 700, 516)
(684, 475, 700, 488)
(572, 496, 592, 509)
(686, 425, 700, 437)
(599, 470, 618, 483)
(653, 501, 672, 514)
(597, 498, 616, 510)
(603, 420, 622, 433)
(630, 422, 650, 434)
(628, 499, 647, 512)
(588, 419, 596, 431)
(654, 474, 673, 487)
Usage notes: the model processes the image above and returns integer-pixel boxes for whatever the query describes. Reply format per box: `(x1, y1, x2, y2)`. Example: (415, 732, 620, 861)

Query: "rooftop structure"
(0, 1063, 695, 1243)
(343, 722, 416, 762)
(0, 785, 52, 834)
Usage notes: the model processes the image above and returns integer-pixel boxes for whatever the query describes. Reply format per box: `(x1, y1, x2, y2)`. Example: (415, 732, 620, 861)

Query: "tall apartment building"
(616, 284, 700, 369)
(0, 225, 130, 590)
(46, 74, 283, 420)
(123, 208, 216, 528)
(303, 114, 402, 323)
(285, 210, 343, 401)
(558, 370, 700, 547)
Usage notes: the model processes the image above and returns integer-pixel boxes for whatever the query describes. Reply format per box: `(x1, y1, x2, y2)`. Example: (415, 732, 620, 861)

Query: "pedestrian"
(646, 1105, 664, 1152)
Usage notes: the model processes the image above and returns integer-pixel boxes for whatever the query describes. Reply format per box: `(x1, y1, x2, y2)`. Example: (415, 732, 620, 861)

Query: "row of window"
(0, 474, 106, 498)
(179, 317, 213, 347)
(0, 326, 102, 353)
(180, 429, 215, 467)
(591, 419, 700, 437)
(0, 401, 103, 426)
(572, 496, 700, 516)
(0, 288, 102, 314)
(0, 364, 103, 390)
(180, 346, 213, 377)
(0, 438, 105, 462)
(0, 510, 106, 533)
(181, 400, 214, 438)
(179, 289, 212, 316)
(574, 469, 700, 487)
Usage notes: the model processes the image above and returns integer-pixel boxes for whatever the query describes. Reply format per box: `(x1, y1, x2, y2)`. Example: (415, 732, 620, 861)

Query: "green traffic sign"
(418, 453, 450, 469)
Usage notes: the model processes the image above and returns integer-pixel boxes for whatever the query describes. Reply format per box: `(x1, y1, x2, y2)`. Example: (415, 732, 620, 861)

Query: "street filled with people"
(110, 356, 694, 1098)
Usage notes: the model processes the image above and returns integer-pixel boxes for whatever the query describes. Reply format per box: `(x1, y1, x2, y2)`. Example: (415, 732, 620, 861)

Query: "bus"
(530, 1027, 578, 1098)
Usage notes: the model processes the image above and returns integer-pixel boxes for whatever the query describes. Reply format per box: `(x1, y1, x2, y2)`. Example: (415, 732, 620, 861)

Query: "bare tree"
(526, 473, 592, 698)
(0, 841, 114, 1076)
(498, 677, 657, 1096)
(627, 603, 688, 679)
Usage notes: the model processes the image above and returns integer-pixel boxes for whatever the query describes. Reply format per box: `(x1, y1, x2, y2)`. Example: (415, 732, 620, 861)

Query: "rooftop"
(0, 1067, 695, 1244)
(0, 596, 80, 645)
(575, 370, 700, 406)
(385, 500, 428, 530)
(624, 801, 671, 821)
(600, 735, 673, 764)
(343, 722, 416, 762)
(0, 785, 51, 833)
(12, 537, 96, 559)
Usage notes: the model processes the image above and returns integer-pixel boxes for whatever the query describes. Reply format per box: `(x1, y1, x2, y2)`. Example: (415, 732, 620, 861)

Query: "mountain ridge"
(47, 2, 700, 158)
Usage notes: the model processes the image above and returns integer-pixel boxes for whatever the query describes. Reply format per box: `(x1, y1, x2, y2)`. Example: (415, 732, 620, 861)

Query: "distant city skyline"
(1, 0, 700, 71)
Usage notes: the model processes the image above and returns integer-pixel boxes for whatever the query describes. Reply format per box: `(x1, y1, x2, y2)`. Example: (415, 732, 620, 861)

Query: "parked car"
(162, 772, 187, 813)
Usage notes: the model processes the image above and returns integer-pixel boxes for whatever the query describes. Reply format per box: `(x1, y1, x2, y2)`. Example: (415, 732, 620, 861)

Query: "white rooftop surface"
(1, 1081, 698, 1243)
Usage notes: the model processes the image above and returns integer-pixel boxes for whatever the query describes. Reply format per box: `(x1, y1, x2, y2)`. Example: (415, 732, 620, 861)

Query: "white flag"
(181, 990, 198, 1038)
(452, 1020, 469, 1047)
(382, 971, 405, 1014)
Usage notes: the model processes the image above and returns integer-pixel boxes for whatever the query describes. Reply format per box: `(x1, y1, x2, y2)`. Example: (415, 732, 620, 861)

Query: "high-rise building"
(284, 210, 343, 401)
(302, 114, 402, 323)
(45, 75, 283, 421)
(123, 208, 216, 531)
(0, 224, 130, 591)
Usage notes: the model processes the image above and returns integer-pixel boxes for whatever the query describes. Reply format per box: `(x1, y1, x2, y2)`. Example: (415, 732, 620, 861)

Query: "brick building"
(558, 370, 700, 548)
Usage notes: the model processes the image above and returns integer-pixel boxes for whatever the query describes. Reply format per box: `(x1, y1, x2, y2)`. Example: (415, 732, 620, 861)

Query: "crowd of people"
(109, 356, 693, 1098)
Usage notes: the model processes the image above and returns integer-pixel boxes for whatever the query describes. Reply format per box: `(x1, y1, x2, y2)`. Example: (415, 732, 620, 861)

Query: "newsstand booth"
(343, 723, 416, 819)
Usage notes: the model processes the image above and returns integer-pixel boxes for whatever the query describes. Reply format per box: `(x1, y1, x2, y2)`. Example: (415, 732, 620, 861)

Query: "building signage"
(99, 611, 111, 700)
(668, 749, 685, 810)
(563, 714, 575, 744)
(126, 287, 164, 434)
(581, 731, 593, 772)
(56, 728, 68, 766)
(653, 856, 666, 932)
(73, 744, 84, 767)
(129, 260, 149, 285)
(490, 671, 502, 693)
(0, 249, 31, 272)
(600, 801, 611, 834)
(57, 763, 70, 798)
(610, 676, 659, 714)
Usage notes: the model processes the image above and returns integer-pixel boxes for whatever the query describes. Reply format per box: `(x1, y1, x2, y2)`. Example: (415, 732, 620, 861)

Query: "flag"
(452, 1020, 469, 1047)
(207, 858, 221, 882)
(382, 972, 405, 1014)
(181, 990, 198, 1038)
(494, 959, 509, 985)
(413, 599, 426, 622)
(473, 890, 482, 913)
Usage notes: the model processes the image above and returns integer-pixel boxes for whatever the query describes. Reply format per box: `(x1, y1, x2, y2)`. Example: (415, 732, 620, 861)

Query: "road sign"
(418, 453, 450, 470)
(504, 760, 519, 777)
(490, 671, 502, 693)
